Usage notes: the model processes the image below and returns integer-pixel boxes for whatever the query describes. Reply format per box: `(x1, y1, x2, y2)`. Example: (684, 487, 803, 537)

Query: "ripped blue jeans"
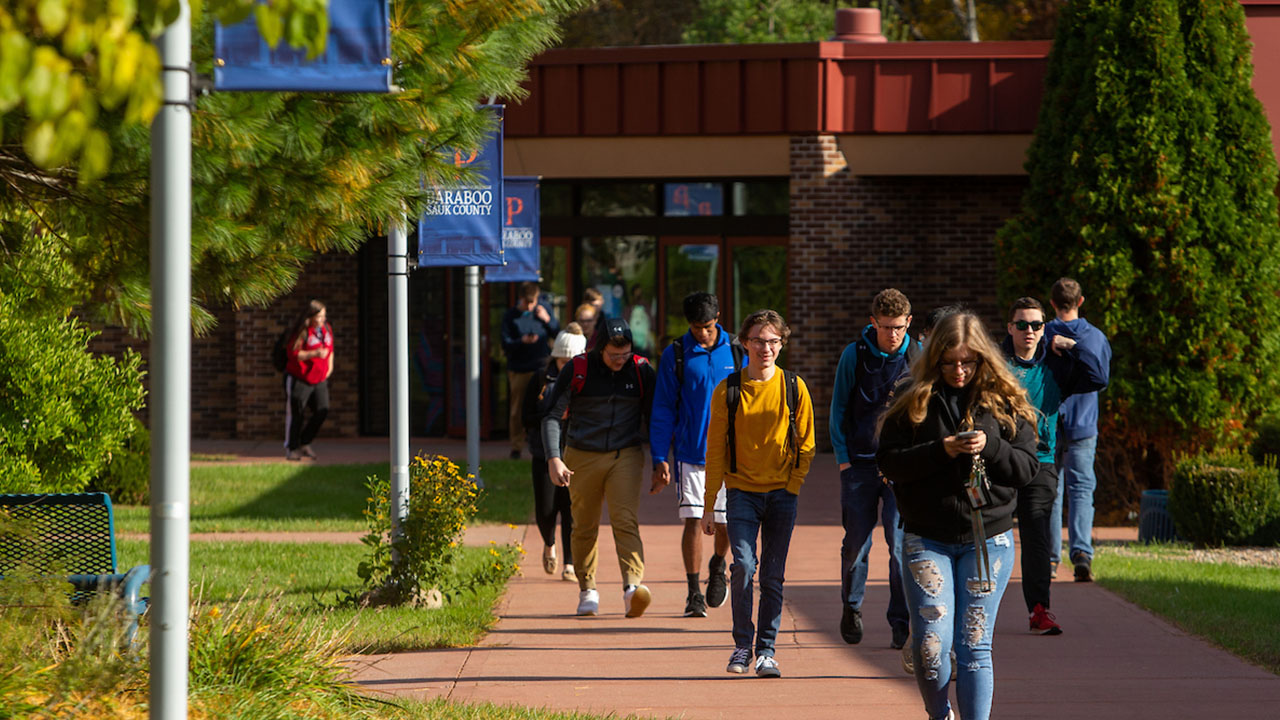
(901, 530, 1014, 720)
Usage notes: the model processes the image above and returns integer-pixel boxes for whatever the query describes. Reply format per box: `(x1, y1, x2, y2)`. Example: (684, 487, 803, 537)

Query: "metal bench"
(0, 492, 150, 638)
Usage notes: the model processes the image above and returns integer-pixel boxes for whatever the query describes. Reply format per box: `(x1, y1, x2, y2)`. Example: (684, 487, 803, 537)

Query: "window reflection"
(663, 243, 720, 346)
(579, 236, 657, 357)
(580, 183, 656, 217)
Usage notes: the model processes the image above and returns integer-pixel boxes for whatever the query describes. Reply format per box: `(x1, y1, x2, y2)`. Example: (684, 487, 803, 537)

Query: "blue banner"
(485, 178, 540, 283)
(418, 107, 505, 267)
(214, 0, 393, 93)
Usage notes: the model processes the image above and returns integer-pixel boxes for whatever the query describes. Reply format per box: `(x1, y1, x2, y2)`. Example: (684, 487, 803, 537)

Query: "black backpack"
(725, 368, 801, 474)
(671, 332, 745, 409)
(271, 326, 292, 373)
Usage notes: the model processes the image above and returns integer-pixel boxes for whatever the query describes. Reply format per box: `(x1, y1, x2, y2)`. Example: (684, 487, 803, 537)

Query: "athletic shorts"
(676, 461, 727, 524)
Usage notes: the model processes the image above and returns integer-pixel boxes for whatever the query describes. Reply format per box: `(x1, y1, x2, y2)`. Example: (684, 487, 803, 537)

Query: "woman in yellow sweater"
(701, 309, 815, 679)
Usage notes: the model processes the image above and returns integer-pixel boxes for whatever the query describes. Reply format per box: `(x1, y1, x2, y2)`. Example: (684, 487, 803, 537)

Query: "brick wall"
(788, 135, 1028, 451)
(89, 253, 362, 442)
(235, 253, 362, 442)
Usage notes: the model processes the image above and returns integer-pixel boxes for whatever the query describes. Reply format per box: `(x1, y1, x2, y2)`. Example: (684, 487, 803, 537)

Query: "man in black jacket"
(544, 317, 657, 618)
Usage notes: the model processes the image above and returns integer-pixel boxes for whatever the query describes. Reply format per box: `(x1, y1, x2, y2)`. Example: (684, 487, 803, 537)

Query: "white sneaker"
(623, 584, 651, 618)
(562, 563, 575, 582)
(576, 589, 599, 616)
(754, 655, 781, 678)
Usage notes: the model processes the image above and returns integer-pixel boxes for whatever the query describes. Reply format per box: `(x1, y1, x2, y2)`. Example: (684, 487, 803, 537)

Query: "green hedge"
(1169, 452, 1280, 546)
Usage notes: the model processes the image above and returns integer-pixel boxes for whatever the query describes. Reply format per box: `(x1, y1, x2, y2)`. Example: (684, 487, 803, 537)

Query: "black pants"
(531, 455, 573, 561)
(1017, 462, 1058, 611)
(285, 376, 330, 451)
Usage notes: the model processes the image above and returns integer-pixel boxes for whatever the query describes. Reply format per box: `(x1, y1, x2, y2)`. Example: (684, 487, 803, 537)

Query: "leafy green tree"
(683, 0, 833, 43)
(0, 0, 329, 184)
(1, 0, 589, 334)
(0, 245, 146, 493)
(995, 0, 1280, 491)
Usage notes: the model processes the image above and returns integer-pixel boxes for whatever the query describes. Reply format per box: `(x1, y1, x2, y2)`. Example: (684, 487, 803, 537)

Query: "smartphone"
(956, 430, 980, 440)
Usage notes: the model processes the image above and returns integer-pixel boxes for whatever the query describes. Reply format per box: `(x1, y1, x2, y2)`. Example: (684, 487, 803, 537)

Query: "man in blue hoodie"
(829, 288, 918, 650)
(650, 292, 744, 618)
(1045, 278, 1112, 583)
(1003, 296, 1108, 635)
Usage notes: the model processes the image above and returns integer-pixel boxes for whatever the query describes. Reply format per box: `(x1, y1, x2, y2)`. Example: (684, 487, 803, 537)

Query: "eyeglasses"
(876, 323, 908, 335)
(603, 348, 631, 362)
(1012, 320, 1045, 331)
(746, 337, 784, 350)
(938, 359, 980, 372)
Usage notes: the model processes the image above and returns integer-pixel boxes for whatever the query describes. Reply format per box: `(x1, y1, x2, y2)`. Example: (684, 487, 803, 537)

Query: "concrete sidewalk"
(194, 438, 1280, 718)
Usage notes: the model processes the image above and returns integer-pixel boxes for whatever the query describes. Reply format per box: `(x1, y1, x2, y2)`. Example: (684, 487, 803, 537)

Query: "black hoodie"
(877, 383, 1039, 544)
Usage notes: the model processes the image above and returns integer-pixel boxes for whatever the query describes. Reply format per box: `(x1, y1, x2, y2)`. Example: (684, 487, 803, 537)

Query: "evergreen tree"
(1, 0, 589, 333)
(995, 0, 1280, 490)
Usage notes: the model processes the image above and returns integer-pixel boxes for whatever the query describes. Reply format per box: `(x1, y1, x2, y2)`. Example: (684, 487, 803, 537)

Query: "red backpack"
(569, 352, 649, 395)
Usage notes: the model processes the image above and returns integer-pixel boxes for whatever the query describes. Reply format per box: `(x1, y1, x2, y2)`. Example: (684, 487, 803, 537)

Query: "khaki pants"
(564, 445, 645, 589)
(507, 369, 536, 453)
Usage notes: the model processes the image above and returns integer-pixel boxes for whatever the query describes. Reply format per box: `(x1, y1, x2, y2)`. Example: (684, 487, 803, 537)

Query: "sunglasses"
(1012, 320, 1045, 331)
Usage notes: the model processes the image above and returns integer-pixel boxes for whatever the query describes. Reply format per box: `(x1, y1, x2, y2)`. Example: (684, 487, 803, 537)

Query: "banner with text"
(485, 177, 540, 283)
(418, 106, 505, 267)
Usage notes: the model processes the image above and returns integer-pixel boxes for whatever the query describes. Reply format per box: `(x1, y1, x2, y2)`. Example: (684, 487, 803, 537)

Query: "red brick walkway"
(197, 438, 1280, 719)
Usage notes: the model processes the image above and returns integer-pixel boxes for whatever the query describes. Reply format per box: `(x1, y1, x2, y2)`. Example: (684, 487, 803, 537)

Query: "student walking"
(828, 288, 917, 649)
(501, 282, 559, 460)
(1045, 278, 1112, 582)
(1002, 297, 1108, 634)
(649, 292, 743, 618)
(524, 325, 587, 582)
(704, 309, 815, 679)
(543, 318, 656, 618)
(283, 299, 334, 461)
(877, 312, 1039, 720)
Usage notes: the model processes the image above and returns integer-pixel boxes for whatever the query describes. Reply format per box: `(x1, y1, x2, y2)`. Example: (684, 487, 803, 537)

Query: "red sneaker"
(1029, 603, 1063, 635)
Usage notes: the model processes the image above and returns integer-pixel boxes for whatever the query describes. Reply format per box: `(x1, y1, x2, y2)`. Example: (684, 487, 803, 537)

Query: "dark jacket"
(877, 384, 1039, 544)
(541, 350, 656, 459)
(1045, 317, 1112, 442)
(501, 300, 559, 373)
(522, 362, 563, 460)
(1001, 335, 1108, 462)
(828, 325, 919, 464)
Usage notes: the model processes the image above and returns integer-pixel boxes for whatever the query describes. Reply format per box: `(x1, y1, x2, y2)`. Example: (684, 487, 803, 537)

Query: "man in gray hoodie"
(544, 317, 657, 618)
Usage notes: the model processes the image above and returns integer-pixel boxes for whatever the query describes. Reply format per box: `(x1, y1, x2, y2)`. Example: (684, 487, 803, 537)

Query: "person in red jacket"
(283, 299, 334, 461)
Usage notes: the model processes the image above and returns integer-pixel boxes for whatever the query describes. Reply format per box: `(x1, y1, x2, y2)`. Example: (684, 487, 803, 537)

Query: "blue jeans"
(1050, 434, 1098, 563)
(840, 461, 908, 631)
(726, 487, 798, 657)
(901, 530, 1014, 720)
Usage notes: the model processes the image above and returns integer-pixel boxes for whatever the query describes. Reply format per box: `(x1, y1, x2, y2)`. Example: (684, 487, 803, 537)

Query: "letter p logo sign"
(454, 150, 478, 168)
(506, 196, 524, 226)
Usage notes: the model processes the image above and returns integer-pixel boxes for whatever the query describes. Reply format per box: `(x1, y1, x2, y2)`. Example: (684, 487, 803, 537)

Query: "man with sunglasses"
(1003, 297, 1108, 635)
(543, 317, 657, 618)
(829, 288, 919, 650)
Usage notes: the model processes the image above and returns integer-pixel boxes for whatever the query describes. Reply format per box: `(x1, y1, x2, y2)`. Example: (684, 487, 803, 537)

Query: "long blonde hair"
(883, 312, 1036, 436)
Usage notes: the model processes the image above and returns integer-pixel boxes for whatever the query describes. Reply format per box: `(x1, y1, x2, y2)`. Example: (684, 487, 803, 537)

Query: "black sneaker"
(890, 624, 909, 649)
(684, 592, 707, 618)
(840, 605, 863, 645)
(706, 556, 728, 608)
(1072, 553, 1094, 582)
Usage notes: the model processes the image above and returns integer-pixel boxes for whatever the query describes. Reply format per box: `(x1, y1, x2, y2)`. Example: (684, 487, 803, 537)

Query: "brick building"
(96, 4, 1280, 451)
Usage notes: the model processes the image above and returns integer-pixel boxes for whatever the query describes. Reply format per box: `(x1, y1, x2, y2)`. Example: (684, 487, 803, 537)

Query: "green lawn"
(119, 538, 515, 653)
(113, 458, 534, 535)
(1095, 544, 1280, 675)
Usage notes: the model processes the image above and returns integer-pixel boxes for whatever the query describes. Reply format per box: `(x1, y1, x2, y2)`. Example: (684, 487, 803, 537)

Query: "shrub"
(1169, 452, 1280, 546)
(995, 0, 1280, 492)
(87, 417, 151, 505)
(356, 454, 520, 607)
(0, 291, 146, 494)
(1249, 413, 1280, 466)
